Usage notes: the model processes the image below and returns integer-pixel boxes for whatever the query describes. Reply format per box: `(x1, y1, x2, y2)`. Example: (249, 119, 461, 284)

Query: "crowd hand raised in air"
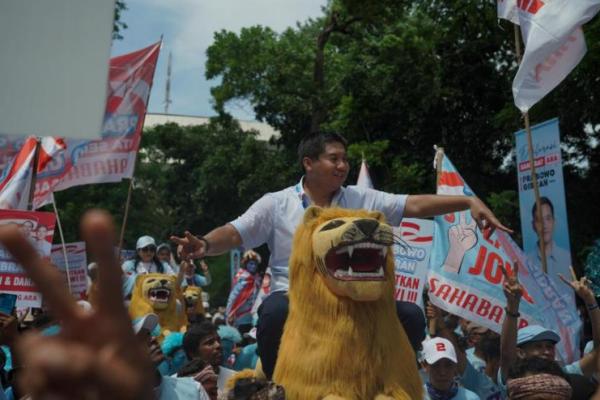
(0, 210, 154, 400)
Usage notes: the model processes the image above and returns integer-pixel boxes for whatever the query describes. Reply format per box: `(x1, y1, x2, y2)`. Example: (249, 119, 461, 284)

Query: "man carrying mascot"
(172, 132, 511, 379)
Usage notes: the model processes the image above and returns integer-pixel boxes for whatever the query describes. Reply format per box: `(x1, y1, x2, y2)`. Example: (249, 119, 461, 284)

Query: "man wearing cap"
(421, 337, 479, 400)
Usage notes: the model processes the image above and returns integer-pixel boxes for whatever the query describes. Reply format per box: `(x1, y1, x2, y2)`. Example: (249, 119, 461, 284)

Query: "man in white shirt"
(173, 132, 511, 378)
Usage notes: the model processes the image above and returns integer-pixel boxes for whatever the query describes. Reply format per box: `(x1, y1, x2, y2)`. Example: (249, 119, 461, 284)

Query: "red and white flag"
(0, 136, 66, 210)
(356, 159, 374, 189)
(498, 0, 519, 24)
(512, 0, 600, 112)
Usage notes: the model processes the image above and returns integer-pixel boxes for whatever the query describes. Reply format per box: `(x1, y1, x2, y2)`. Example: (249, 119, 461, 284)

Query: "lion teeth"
(378, 267, 384, 276)
(348, 266, 354, 275)
(347, 245, 354, 258)
(381, 247, 387, 257)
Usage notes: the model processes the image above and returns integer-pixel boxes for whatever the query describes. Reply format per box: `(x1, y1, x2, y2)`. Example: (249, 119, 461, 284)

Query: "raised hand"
(171, 231, 207, 260)
(0, 210, 154, 399)
(443, 212, 478, 273)
(501, 260, 523, 312)
(559, 266, 597, 305)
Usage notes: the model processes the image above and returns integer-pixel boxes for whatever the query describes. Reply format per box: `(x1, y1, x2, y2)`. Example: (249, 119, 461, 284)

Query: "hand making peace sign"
(0, 210, 154, 399)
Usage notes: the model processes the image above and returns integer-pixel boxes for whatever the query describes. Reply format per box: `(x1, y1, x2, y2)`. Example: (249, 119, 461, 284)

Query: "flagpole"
(117, 37, 163, 255)
(27, 139, 41, 211)
(512, 25, 548, 274)
(51, 193, 72, 294)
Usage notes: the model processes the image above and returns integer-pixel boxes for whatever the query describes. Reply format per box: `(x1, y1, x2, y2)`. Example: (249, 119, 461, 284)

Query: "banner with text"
(50, 242, 87, 299)
(0, 41, 161, 208)
(393, 218, 433, 308)
(429, 152, 580, 363)
(515, 118, 572, 298)
(0, 210, 56, 308)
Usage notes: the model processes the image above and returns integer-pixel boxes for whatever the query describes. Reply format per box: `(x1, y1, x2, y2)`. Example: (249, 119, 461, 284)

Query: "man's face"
(517, 340, 556, 361)
(196, 333, 223, 368)
(533, 204, 554, 245)
(425, 358, 457, 391)
(304, 142, 349, 192)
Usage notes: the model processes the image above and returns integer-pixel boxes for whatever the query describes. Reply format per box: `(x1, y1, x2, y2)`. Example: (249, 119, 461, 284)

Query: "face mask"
(246, 260, 258, 273)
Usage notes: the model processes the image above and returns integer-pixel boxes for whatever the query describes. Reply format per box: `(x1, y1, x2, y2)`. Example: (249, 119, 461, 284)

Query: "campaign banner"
(515, 118, 572, 296)
(0, 41, 162, 209)
(0, 210, 56, 308)
(51, 242, 87, 298)
(429, 152, 580, 362)
(393, 218, 433, 308)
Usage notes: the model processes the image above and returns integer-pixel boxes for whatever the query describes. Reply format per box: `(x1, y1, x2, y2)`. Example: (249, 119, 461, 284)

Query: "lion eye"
(320, 220, 345, 231)
(147, 279, 156, 283)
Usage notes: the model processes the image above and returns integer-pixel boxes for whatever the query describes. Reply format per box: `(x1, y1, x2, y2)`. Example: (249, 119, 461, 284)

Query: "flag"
(429, 150, 580, 363)
(356, 159, 374, 189)
(498, 0, 519, 24)
(0, 136, 66, 210)
(512, 0, 600, 112)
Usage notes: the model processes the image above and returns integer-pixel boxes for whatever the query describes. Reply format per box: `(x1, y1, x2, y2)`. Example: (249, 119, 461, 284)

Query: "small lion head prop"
(129, 273, 187, 340)
(273, 207, 422, 400)
(183, 285, 205, 315)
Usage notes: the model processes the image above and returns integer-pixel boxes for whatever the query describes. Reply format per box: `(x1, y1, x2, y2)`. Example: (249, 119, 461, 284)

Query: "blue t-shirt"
(461, 361, 503, 400)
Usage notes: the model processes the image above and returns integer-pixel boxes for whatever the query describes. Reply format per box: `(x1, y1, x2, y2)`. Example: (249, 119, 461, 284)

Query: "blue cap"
(517, 325, 560, 346)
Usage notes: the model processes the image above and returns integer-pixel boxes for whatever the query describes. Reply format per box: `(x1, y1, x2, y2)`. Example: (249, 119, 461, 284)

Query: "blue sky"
(111, 0, 326, 120)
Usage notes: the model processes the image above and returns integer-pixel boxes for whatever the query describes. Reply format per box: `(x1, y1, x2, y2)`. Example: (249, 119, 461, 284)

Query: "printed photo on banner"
(393, 218, 432, 308)
(430, 152, 580, 363)
(515, 118, 572, 297)
(51, 242, 87, 299)
(0, 209, 56, 308)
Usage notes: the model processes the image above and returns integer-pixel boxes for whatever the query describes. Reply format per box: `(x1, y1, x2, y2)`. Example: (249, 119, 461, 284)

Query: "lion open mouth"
(148, 287, 171, 303)
(324, 241, 388, 281)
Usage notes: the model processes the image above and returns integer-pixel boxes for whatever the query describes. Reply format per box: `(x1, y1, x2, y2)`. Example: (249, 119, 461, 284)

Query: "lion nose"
(160, 279, 168, 285)
(355, 219, 379, 236)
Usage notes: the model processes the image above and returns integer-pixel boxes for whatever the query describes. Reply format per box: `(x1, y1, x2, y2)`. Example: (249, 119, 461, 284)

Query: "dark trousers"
(256, 291, 426, 379)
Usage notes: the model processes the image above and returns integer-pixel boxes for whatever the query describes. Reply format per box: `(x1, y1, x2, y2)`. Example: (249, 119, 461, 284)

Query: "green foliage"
(113, 1, 128, 41)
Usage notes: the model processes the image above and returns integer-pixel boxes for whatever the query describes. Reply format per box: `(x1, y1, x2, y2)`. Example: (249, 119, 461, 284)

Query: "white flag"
(498, 0, 519, 24)
(513, 0, 600, 112)
(356, 159, 373, 189)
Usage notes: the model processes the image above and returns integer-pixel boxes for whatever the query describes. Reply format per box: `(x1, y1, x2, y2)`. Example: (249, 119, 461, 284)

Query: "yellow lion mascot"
(129, 273, 187, 340)
(183, 285, 205, 316)
(273, 207, 422, 400)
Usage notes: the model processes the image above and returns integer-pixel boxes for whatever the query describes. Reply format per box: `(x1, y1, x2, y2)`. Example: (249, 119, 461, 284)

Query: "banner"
(50, 242, 87, 299)
(515, 118, 572, 296)
(498, 0, 519, 24)
(512, 0, 599, 112)
(393, 218, 433, 308)
(429, 152, 580, 362)
(0, 41, 162, 208)
(0, 210, 56, 308)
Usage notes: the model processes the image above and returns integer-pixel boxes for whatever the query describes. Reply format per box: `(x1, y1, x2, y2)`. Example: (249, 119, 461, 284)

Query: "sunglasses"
(140, 246, 156, 252)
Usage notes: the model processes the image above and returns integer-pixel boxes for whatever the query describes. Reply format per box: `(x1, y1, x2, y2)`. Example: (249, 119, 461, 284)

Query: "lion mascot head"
(273, 207, 422, 400)
(129, 273, 187, 341)
(183, 285, 205, 317)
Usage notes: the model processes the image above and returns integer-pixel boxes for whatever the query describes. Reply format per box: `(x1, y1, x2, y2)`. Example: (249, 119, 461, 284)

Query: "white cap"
(133, 313, 159, 335)
(136, 235, 156, 250)
(421, 337, 457, 364)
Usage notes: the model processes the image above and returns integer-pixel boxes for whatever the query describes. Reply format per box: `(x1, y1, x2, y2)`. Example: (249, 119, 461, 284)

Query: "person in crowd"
(218, 324, 242, 369)
(421, 337, 479, 400)
(226, 250, 263, 335)
(172, 131, 511, 378)
(122, 235, 176, 297)
(180, 259, 212, 288)
(500, 262, 600, 391)
(183, 322, 223, 374)
(177, 358, 218, 400)
(157, 243, 180, 274)
(233, 327, 259, 371)
(506, 356, 572, 400)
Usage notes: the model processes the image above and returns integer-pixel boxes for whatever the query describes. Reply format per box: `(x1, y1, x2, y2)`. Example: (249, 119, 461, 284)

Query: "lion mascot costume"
(183, 285, 206, 317)
(129, 273, 187, 340)
(273, 207, 422, 400)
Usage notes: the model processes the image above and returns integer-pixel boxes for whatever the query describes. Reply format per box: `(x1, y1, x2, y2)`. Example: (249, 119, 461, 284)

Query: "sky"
(111, 0, 326, 121)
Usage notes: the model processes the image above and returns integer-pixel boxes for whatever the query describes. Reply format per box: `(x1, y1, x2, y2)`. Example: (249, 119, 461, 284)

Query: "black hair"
(297, 132, 348, 170)
(177, 358, 208, 377)
(183, 321, 218, 359)
(134, 249, 164, 273)
(531, 196, 554, 220)
(507, 356, 566, 380)
(478, 334, 500, 362)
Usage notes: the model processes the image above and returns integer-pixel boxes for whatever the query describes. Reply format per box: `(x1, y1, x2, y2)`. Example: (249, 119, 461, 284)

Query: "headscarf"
(507, 373, 572, 399)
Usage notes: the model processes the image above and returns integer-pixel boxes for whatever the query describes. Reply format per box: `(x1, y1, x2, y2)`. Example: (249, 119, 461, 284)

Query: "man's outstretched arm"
(404, 195, 512, 234)
(171, 223, 242, 260)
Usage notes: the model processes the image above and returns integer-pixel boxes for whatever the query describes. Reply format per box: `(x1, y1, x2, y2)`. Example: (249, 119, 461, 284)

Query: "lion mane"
(129, 273, 187, 340)
(273, 207, 422, 400)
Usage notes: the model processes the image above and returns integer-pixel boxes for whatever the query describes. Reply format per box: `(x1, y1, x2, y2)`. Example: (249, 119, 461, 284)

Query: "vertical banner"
(515, 118, 572, 294)
(50, 242, 87, 299)
(393, 218, 433, 308)
(0, 210, 56, 308)
(230, 248, 242, 288)
(430, 153, 580, 363)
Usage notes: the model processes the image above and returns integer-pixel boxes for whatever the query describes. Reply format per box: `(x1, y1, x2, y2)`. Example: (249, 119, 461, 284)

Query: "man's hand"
(171, 231, 207, 260)
(194, 365, 218, 400)
(469, 197, 513, 237)
(560, 266, 597, 305)
(0, 210, 154, 400)
(501, 260, 523, 312)
(443, 212, 478, 273)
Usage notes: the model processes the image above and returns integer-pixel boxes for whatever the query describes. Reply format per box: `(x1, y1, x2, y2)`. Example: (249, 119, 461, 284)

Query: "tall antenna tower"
(164, 52, 172, 114)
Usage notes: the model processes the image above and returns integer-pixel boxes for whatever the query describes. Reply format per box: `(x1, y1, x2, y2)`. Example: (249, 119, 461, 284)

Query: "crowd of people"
(0, 132, 597, 399)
